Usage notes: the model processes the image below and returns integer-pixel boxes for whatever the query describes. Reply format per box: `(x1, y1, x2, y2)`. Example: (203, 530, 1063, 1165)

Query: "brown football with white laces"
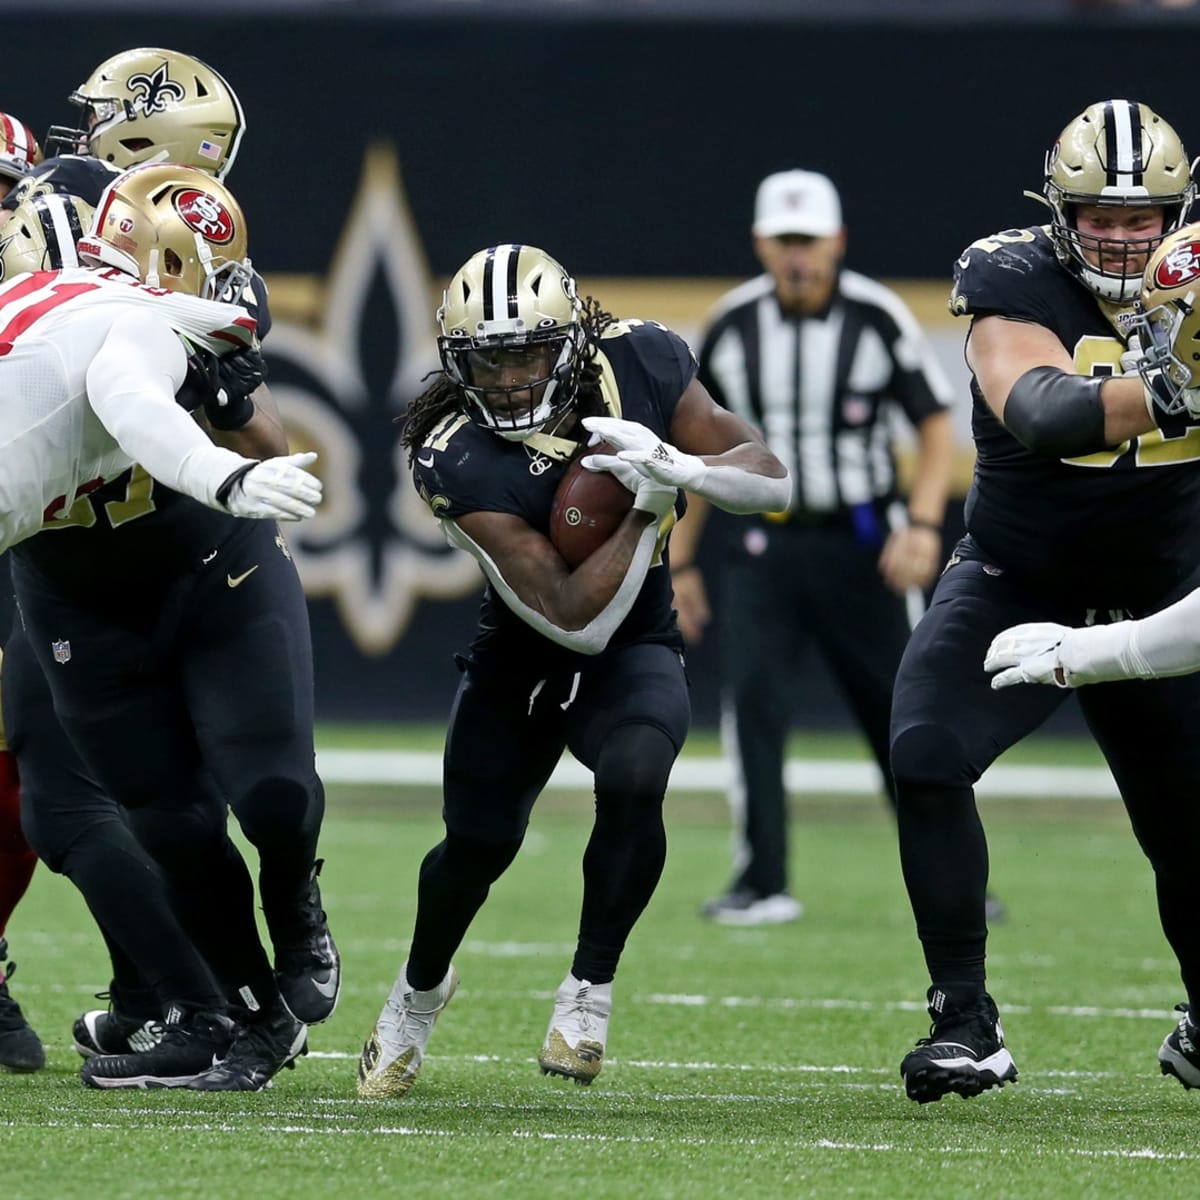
(548, 441, 634, 568)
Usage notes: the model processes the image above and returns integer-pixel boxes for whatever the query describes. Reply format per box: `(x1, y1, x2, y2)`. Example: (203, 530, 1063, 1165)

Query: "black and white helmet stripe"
(1102, 99, 1144, 189)
(480, 242, 521, 323)
(31, 193, 85, 268)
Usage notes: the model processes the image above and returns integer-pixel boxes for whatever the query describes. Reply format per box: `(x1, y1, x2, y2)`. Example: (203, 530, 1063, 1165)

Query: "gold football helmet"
(0, 113, 42, 187)
(1130, 222, 1200, 412)
(437, 244, 587, 438)
(0, 192, 95, 282)
(77, 163, 252, 301)
(45, 48, 245, 180)
(1042, 100, 1196, 302)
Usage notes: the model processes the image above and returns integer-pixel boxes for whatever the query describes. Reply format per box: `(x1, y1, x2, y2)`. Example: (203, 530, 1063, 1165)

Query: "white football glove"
(582, 447, 677, 518)
(582, 415, 708, 492)
(1119, 332, 1143, 377)
(983, 622, 1072, 689)
(223, 451, 323, 521)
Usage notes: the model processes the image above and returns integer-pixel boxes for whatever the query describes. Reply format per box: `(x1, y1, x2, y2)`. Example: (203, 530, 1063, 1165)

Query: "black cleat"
(186, 1006, 308, 1092)
(81, 1008, 235, 1089)
(0, 939, 45, 1073)
(73, 996, 163, 1059)
(1159, 1003, 1200, 1089)
(270, 859, 341, 1025)
(901, 986, 1018, 1104)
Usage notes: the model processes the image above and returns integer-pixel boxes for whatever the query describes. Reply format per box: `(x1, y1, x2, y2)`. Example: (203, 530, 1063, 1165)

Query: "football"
(548, 441, 635, 568)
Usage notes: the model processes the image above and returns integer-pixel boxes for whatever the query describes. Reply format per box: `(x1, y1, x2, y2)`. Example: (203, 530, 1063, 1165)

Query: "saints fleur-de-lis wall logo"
(263, 143, 480, 654)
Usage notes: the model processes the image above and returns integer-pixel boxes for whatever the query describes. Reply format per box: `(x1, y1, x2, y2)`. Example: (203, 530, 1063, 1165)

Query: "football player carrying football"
(891, 99, 1200, 1102)
(356, 243, 790, 1098)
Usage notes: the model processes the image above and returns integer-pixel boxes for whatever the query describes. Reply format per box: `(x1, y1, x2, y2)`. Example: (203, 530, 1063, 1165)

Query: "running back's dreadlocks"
(400, 296, 615, 464)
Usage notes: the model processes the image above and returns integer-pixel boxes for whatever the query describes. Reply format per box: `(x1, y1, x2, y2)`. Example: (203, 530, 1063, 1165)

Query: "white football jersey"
(0, 266, 256, 551)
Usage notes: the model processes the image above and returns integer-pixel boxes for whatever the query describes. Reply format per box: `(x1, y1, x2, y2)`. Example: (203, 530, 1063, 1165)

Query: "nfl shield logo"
(51, 639, 71, 664)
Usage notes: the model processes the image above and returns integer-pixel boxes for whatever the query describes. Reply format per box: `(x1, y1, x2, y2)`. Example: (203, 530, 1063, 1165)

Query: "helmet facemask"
(437, 244, 587, 441)
(1043, 100, 1196, 303)
(1131, 223, 1200, 414)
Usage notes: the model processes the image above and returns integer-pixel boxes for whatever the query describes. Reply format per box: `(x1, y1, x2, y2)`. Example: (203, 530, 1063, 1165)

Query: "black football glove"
(179, 344, 268, 431)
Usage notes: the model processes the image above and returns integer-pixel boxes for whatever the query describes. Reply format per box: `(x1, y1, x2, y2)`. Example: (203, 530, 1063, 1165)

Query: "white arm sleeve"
(692, 464, 792, 515)
(1059, 588, 1200, 684)
(86, 310, 253, 509)
(441, 517, 661, 655)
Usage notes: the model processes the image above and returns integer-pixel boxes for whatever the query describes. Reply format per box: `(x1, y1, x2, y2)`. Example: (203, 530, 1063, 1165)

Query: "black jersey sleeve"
(411, 417, 541, 522)
(598, 320, 698, 430)
(948, 226, 1062, 326)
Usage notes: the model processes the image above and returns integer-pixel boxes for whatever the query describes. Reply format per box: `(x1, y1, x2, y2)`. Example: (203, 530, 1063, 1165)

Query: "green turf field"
(1, 735, 1192, 1200)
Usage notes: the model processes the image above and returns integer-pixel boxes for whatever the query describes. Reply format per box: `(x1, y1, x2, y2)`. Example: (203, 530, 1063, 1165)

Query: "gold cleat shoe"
(356, 961, 457, 1099)
(538, 974, 611, 1086)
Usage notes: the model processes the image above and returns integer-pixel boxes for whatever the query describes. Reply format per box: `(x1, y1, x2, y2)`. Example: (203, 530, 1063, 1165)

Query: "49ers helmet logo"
(171, 188, 235, 245)
(1154, 240, 1200, 289)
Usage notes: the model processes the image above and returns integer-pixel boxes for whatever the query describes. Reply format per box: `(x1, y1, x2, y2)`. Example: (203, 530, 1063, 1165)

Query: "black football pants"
(406, 641, 690, 990)
(8, 518, 324, 1017)
(891, 554, 1200, 1011)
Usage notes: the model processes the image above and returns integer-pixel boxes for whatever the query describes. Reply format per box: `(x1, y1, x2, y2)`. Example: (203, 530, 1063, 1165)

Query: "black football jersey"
(413, 320, 695, 680)
(0, 155, 120, 211)
(950, 224, 1200, 609)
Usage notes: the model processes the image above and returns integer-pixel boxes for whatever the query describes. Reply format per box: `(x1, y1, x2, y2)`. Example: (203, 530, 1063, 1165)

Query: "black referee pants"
(718, 521, 912, 897)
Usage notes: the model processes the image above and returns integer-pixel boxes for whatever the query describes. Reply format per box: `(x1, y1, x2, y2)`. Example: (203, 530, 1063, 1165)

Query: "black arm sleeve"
(1002, 366, 1108, 457)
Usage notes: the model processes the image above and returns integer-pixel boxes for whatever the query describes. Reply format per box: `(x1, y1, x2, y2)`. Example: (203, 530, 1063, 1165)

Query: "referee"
(673, 169, 956, 926)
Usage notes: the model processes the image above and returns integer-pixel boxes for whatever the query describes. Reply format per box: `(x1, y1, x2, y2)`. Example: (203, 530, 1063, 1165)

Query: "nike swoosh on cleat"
(226, 566, 259, 588)
(312, 974, 340, 1000)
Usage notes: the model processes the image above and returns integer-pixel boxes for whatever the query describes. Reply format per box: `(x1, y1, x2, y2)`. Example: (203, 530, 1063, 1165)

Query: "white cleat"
(538, 973, 612, 1085)
(356, 961, 457, 1099)
(701, 890, 804, 927)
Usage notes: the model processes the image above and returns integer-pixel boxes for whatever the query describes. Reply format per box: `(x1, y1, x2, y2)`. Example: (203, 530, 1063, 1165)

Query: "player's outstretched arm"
(985, 588, 1200, 688)
(87, 310, 320, 521)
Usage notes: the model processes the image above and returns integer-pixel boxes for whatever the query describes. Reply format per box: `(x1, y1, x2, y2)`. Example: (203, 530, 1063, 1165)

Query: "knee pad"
(231, 775, 323, 851)
(593, 725, 674, 810)
(890, 722, 974, 789)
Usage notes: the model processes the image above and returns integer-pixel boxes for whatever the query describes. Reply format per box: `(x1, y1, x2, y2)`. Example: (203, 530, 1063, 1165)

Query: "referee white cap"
(752, 170, 842, 238)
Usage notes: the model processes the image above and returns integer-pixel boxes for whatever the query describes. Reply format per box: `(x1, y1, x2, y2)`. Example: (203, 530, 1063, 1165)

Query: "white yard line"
(315, 749, 1116, 799)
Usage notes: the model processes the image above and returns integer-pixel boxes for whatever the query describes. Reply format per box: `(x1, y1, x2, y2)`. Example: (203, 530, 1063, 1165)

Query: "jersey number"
(41, 467, 157, 533)
(1065, 334, 1200, 468)
(0, 276, 100, 355)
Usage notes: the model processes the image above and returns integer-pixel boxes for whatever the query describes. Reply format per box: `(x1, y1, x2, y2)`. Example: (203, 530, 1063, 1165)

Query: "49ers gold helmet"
(1042, 100, 1196, 302)
(1130, 222, 1200, 412)
(77, 163, 251, 301)
(437, 244, 586, 439)
(45, 48, 245, 180)
(0, 192, 94, 282)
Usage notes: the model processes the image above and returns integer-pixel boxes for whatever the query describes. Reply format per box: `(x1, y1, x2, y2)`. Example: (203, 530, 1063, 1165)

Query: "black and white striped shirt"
(697, 270, 951, 515)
